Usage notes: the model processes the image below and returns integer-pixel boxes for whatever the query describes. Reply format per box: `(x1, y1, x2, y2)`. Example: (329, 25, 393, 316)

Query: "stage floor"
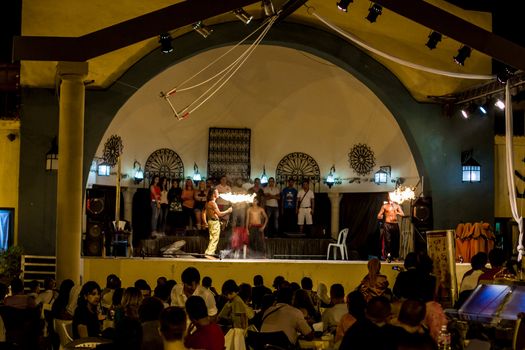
(82, 256, 471, 300)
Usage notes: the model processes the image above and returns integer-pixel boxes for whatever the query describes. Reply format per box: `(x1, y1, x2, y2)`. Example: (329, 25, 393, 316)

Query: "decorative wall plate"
(103, 135, 123, 166)
(275, 152, 320, 184)
(144, 148, 184, 180)
(348, 143, 376, 176)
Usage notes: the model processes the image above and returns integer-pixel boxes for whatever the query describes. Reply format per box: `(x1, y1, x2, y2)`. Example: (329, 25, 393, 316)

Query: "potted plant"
(0, 245, 23, 285)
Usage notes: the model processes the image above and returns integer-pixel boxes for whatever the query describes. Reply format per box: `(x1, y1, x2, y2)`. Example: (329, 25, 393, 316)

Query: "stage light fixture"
(453, 46, 471, 66)
(366, 3, 382, 23)
(261, 165, 268, 185)
(233, 8, 253, 24)
(495, 99, 505, 110)
(262, 0, 275, 17)
(460, 108, 469, 119)
(478, 104, 488, 115)
(193, 21, 213, 38)
(425, 31, 442, 50)
(496, 65, 516, 85)
(158, 33, 173, 54)
(337, 0, 353, 12)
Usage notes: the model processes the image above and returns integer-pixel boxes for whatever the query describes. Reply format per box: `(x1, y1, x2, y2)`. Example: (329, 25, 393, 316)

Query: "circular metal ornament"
(348, 143, 376, 176)
(144, 148, 185, 180)
(275, 152, 320, 184)
(103, 135, 123, 166)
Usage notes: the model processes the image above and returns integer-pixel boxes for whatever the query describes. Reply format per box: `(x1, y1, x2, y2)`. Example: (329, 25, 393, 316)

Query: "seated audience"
(316, 283, 331, 307)
(171, 267, 218, 317)
(455, 252, 488, 307)
(160, 306, 188, 350)
(251, 293, 276, 331)
(184, 296, 225, 350)
(358, 258, 390, 302)
(139, 297, 165, 350)
(114, 287, 143, 327)
(391, 299, 429, 336)
(72, 281, 102, 339)
(218, 279, 254, 329)
(321, 283, 346, 332)
(134, 279, 152, 298)
(51, 279, 75, 320)
(478, 248, 505, 283)
(27, 280, 40, 299)
(238, 283, 253, 306)
(292, 289, 320, 325)
(301, 277, 320, 312)
(101, 274, 121, 312)
(261, 287, 314, 345)
(114, 287, 143, 350)
(4, 278, 37, 309)
(335, 291, 366, 343)
(252, 275, 272, 310)
(35, 277, 58, 305)
(340, 296, 399, 350)
(393, 252, 436, 302)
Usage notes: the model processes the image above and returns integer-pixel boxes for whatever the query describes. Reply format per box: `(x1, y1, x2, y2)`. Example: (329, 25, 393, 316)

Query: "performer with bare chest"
(377, 193, 404, 260)
(204, 188, 232, 258)
(246, 196, 268, 258)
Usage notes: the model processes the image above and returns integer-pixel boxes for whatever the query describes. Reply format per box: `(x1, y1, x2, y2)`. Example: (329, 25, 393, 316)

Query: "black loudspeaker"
(412, 196, 433, 232)
(86, 188, 106, 220)
(84, 220, 104, 256)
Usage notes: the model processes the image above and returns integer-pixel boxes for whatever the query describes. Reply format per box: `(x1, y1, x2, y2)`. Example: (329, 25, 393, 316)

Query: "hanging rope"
(309, 9, 495, 80)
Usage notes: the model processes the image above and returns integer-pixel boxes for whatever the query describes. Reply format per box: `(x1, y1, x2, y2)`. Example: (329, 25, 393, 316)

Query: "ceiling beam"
(374, 0, 525, 71)
(12, 0, 259, 62)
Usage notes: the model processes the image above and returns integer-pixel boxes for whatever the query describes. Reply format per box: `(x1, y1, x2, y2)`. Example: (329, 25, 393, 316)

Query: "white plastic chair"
(326, 228, 349, 260)
(54, 319, 73, 350)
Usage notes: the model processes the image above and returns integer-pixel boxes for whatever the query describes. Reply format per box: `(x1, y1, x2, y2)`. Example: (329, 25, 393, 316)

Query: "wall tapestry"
(207, 127, 251, 180)
(144, 148, 184, 181)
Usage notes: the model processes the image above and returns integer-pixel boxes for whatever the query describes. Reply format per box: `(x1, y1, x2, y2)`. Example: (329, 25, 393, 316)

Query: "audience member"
(35, 277, 58, 305)
(138, 297, 165, 350)
(171, 267, 218, 317)
(301, 277, 320, 312)
(51, 279, 74, 320)
(4, 277, 37, 309)
(393, 252, 436, 302)
(358, 258, 390, 302)
(335, 291, 366, 343)
(252, 275, 272, 310)
(292, 289, 319, 325)
(478, 248, 505, 283)
(264, 177, 280, 237)
(160, 306, 188, 350)
(455, 252, 488, 307)
(322, 283, 346, 332)
(261, 287, 313, 345)
(134, 279, 152, 298)
(218, 279, 254, 329)
(72, 281, 102, 339)
(27, 279, 40, 299)
(114, 287, 143, 350)
(115, 287, 143, 326)
(238, 283, 252, 305)
(101, 274, 121, 312)
(184, 296, 225, 350)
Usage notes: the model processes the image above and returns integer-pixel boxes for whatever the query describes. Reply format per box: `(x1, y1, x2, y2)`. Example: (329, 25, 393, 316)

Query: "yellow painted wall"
(0, 120, 20, 245)
(82, 257, 470, 295)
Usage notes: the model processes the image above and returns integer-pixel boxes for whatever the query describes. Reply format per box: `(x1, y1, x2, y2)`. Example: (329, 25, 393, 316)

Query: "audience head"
(202, 276, 212, 288)
(239, 283, 252, 303)
(417, 252, 434, 275)
(106, 274, 121, 289)
(185, 295, 208, 321)
(154, 283, 171, 302)
(78, 281, 102, 308)
(134, 279, 152, 297)
(253, 275, 264, 286)
(398, 299, 426, 327)
(365, 296, 391, 324)
(290, 282, 301, 292)
(10, 278, 24, 295)
(471, 252, 488, 270)
(346, 291, 366, 320)
(28, 279, 40, 293)
(156, 276, 167, 287)
(301, 277, 313, 290)
(272, 275, 285, 290)
(221, 279, 239, 300)
(404, 252, 418, 269)
(139, 297, 165, 323)
(488, 248, 505, 268)
(261, 294, 276, 310)
(122, 287, 144, 309)
(181, 267, 200, 295)
(330, 283, 345, 302)
(292, 289, 315, 312)
(160, 307, 187, 342)
(43, 277, 56, 291)
(276, 287, 294, 305)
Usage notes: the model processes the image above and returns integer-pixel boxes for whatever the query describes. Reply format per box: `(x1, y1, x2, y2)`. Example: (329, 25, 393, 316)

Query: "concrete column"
(56, 62, 88, 285)
(328, 192, 342, 239)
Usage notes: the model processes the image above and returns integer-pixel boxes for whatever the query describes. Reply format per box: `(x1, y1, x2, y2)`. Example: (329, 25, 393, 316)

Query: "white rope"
(505, 82, 525, 261)
(184, 17, 276, 115)
(311, 11, 495, 80)
(166, 18, 273, 96)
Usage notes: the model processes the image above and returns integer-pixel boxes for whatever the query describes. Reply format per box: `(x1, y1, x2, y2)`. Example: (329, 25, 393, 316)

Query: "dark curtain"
(313, 193, 331, 237)
(132, 188, 151, 246)
(339, 192, 388, 259)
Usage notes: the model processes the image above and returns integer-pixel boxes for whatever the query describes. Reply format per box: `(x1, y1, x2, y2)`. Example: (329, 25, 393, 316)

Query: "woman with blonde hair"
(358, 258, 390, 302)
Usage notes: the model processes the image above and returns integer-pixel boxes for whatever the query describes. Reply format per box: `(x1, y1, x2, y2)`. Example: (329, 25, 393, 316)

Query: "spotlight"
(453, 46, 471, 66)
(478, 104, 488, 115)
(193, 21, 213, 38)
(233, 8, 253, 24)
(425, 31, 442, 50)
(460, 108, 469, 119)
(337, 0, 353, 12)
(366, 3, 382, 23)
(495, 99, 505, 110)
(262, 0, 275, 17)
(496, 65, 516, 85)
(158, 33, 173, 54)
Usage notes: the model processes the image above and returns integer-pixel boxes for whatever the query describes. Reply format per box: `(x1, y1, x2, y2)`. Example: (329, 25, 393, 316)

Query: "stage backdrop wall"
(18, 22, 494, 255)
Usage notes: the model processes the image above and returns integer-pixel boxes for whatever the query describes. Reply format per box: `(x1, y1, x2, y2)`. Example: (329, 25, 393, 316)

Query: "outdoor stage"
(82, 256, 471, 297)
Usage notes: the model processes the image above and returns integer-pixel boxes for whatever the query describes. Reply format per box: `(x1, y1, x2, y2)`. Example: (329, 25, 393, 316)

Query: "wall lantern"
(45, 137, 59, 171)
(193, 162, 202, 183)
(133, 160, 144, 184)
(374, 166, 391, 185)
(323, 165, 342, 188)
(97, 162, 111, 176)
(462, 150, 481, 183)
(261, 165, 268, 185)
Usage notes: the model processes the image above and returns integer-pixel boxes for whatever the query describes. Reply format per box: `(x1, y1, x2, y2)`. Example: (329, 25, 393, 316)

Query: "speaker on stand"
(412, 196, 433, 252)
(84, 189, 107, 256)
